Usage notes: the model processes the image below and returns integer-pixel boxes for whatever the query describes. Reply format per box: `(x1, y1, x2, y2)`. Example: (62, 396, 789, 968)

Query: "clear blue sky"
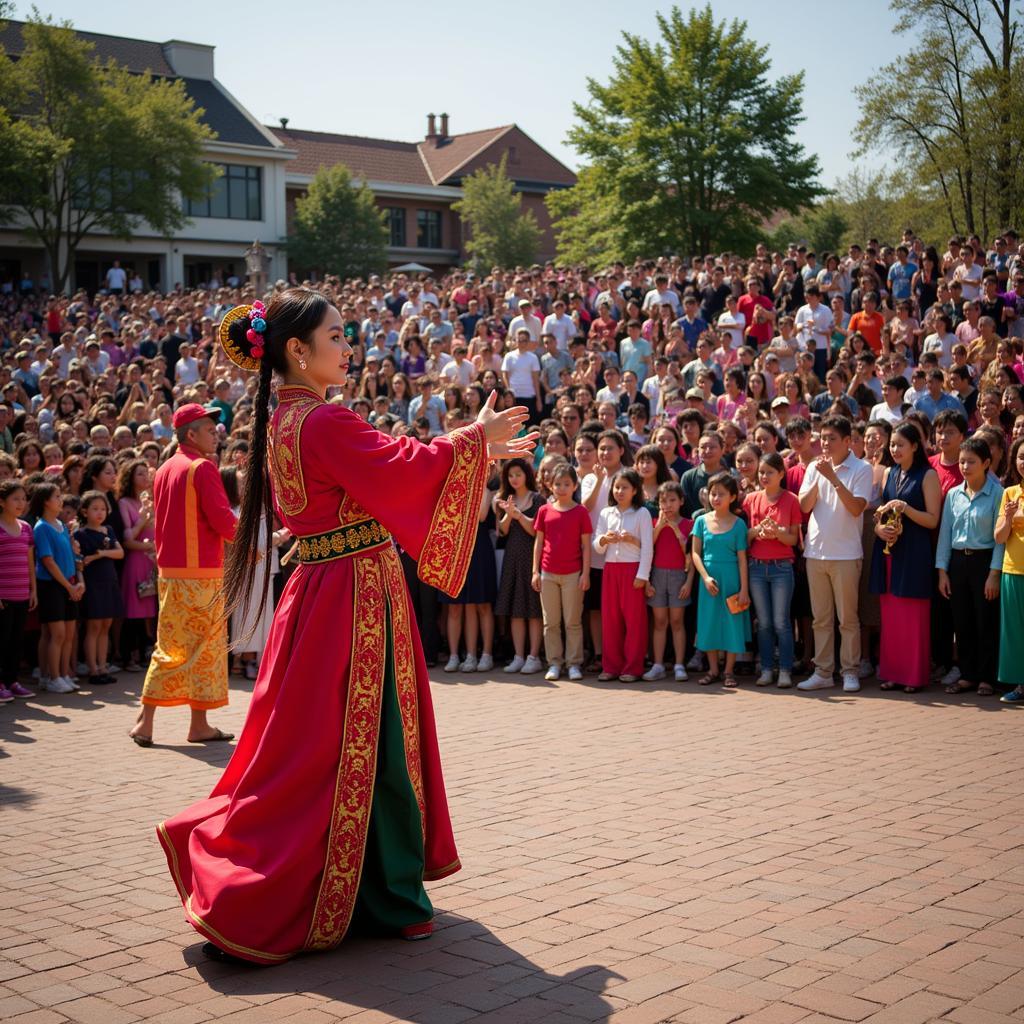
(12, 0, 903, 188)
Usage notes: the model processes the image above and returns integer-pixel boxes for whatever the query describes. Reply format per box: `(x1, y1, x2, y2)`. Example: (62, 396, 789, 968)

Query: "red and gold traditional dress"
(157, 385, 488, 963)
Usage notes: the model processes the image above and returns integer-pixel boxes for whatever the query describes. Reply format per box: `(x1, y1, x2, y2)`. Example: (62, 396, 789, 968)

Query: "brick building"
(272, 113, 577, 272)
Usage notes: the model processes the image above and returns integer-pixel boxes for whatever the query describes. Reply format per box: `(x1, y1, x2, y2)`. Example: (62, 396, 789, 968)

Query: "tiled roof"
(417, 126, 514, 185)
(0, 20, 276, 149)
(181, 79, 273, 150)
(271, 127, 433, 185)
(0, 20, 175, 75)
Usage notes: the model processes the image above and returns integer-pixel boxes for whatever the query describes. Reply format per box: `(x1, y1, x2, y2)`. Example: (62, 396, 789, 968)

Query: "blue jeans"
(748, 559, 795, 671)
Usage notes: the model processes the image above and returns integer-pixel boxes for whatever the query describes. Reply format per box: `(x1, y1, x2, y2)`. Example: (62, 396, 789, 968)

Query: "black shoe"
(202, 941, 250, 965)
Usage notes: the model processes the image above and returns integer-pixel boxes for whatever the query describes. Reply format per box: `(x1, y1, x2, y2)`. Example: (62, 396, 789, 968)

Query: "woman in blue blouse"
(935, 436, 1004, 696)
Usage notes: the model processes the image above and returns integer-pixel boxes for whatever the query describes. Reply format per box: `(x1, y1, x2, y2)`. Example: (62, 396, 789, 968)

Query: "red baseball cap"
(172, 403, 223, 429)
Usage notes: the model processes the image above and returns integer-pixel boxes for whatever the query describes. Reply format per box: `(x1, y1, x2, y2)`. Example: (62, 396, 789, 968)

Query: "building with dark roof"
(0, 21, 576, 290)
(274, 114, 577, 269)
(0, 21, 295, 291)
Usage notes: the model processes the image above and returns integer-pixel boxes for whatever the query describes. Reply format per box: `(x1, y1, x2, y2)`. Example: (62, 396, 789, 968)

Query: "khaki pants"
(806, 558, 861, 676)
(540, 572, 584, 667)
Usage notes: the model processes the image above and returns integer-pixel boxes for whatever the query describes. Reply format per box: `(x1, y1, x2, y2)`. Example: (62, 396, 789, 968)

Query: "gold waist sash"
(294, 518, 391, 564)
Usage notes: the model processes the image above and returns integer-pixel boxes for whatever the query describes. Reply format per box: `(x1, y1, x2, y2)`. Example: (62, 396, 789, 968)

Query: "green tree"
(550, 4, 822, 262)
(767, 199, 849, 254)
(453, 155, 540, 270)
(288, 163, 387, 279)
(853, 0, 1024, 238)
(0, 13, 215, 293)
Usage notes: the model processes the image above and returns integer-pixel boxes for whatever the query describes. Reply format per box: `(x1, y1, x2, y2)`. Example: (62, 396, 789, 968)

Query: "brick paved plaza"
(2, 671, 1023, 1024)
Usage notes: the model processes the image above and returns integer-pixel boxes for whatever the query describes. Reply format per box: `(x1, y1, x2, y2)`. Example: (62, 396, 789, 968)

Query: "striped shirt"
(0, 519, 33, 601)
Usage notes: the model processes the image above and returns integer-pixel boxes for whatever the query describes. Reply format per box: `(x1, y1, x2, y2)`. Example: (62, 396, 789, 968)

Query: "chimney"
(426, 113, 437, 140)
(439, 112, 449, 138)
(279, 117, 289, 129)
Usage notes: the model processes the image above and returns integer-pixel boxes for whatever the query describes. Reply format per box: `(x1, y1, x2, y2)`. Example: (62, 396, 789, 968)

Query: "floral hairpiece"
(246, 301, 268, 359)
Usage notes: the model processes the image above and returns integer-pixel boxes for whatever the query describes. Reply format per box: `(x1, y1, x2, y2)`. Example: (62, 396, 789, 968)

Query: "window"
(383, 206, 406, 247)
(416, 209, 442, 249)
(185, 164, 262, 220)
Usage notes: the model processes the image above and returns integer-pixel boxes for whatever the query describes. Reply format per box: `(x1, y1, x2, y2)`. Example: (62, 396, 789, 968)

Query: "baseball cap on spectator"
(771, 396, 790, 409)
(172, 403, 223, 429)
(685, 387, 705, 400)
(518, 299, 532, 308)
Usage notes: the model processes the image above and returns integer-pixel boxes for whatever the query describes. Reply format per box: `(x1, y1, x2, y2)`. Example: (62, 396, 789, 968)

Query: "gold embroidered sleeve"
(418, 423, 488, 598)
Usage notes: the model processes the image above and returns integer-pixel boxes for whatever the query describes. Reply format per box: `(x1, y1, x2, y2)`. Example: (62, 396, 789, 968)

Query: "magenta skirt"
(878, 558, 930, 688)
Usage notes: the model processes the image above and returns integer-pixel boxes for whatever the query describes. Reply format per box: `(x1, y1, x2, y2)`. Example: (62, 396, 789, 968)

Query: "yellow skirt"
(141, 577, 229, 710)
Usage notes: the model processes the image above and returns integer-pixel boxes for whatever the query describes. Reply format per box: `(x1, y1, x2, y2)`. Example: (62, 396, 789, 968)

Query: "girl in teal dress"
(692, 472, 751, 688)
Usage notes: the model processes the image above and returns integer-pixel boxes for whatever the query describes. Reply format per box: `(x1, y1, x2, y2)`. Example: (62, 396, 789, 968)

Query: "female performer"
(157, 288, 535, 965)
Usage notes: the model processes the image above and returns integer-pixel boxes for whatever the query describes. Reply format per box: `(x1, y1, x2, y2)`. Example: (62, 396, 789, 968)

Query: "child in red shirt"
(532, 464, 592, 681)
(643, 481, 694, 681)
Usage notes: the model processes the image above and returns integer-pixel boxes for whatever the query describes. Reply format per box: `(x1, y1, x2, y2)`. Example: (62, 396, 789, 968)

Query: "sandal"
(977, 682, 994, 696)
(187, 728, 235, 744)
(946, 680, 975, 694)
(879, 681, 898, 690)
(697, 672, 720, 686)
(723, 674, 738, 688)
(128, 731, 152, 748)
(597, 672, 616, 682)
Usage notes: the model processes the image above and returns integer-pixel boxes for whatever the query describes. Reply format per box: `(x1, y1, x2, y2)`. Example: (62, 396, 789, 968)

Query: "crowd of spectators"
(1, 229, 1023, 704)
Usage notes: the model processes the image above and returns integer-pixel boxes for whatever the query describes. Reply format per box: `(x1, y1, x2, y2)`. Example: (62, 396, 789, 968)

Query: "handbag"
(726, 592, 750, 614)
(136, 571, 157, 599)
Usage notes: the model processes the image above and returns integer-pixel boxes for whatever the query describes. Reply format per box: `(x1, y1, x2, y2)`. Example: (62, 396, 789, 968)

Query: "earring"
(299, 359, 307, 370)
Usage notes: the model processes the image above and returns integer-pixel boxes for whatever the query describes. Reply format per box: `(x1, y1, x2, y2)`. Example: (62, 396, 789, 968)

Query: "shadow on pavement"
(182, 912, 619, 1022)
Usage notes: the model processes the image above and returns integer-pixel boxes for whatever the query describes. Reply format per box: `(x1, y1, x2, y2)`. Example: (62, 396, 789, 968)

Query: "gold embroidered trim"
(304, 554, 385, 950)
(269, 386, 323, 516)
(157, 823, 291, 963)
(418, 423, 488, 597)
(295, 519, 391, 564)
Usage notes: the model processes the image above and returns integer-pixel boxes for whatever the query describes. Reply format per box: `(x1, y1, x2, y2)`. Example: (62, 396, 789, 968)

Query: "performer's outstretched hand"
(477, 389, 540, 460)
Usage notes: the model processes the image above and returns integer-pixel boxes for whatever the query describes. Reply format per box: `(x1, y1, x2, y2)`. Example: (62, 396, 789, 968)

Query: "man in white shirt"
(174, 342, 200, 386)
(641, 355, 673, 417)
(501, 328, 542, 421)
(953, 244, 983, 300)
(798, 415, 873, 693)
(868, 376, 911, 424)
(541, 299, 577, 352)
(794, 284, 833, 372)
(104, 260, 127, 294)
(507, 299, 542, 344)
(595, 364, 625, 406)
(440, 344, 474, 388)
(83, 338, 110, 375)
(642, 273, 680, 316)
(715, 295, 746, 350)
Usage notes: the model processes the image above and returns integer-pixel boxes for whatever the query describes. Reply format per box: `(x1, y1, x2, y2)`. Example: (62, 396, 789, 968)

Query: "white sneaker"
(504, 655, 525, 673)
(756, 670, 774, 686)
(458, 655, 478, 672)
(477, 653, 494, 672)
(940, 665, 962, 687)
(443, 654, 461, 672)
(567, 665, 583, 681)
(843, 674, 861, 692)
(76, 661, 89, 676)
(858, 659, 874, 679)
(642, 664, 666, 681)
(42, 676, 75, 694)
(61, 676, 80, 691)
(544, 664, 560, 681)
(777, 670, 794, 689)
(521, 655, 543, 674)
(687, 652, 704, 671)
(673, 664, 688, 682)
(31, 666, 40, 680)
(797, 672, 834, 691)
